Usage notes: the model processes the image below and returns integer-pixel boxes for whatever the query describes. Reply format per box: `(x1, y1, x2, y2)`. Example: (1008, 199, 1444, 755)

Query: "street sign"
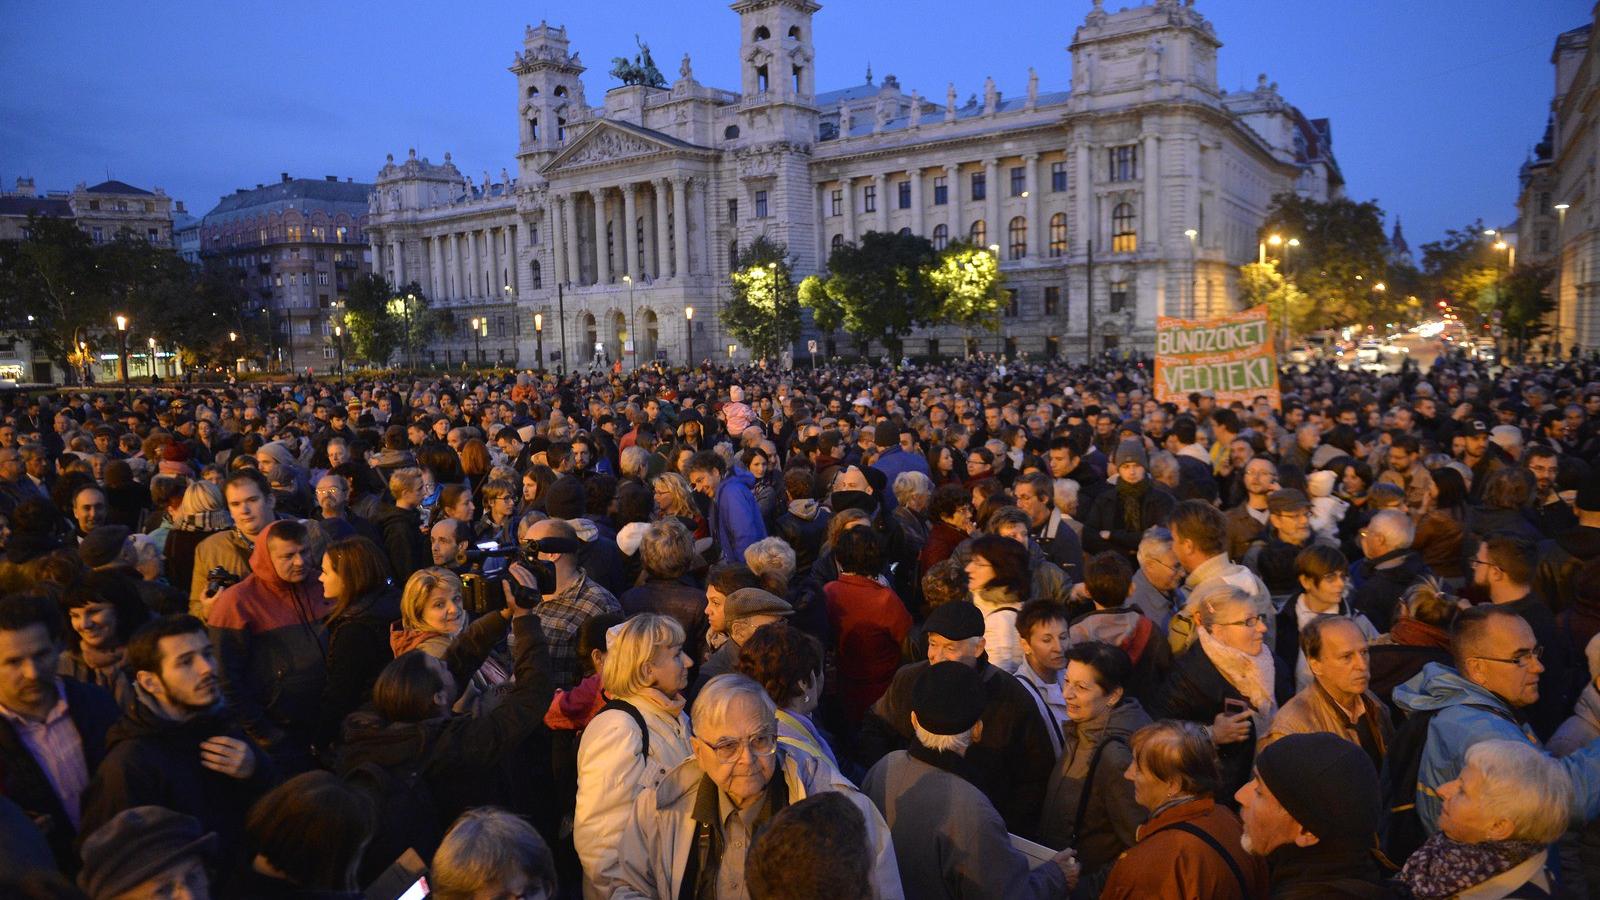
(807, 339, 818, 353)
(624, 339, 635, 353)
(1492, 325, 1504, 338)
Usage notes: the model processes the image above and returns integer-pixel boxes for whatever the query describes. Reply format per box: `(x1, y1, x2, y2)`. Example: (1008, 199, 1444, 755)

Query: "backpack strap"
(1072, 734, 1126, 840)
(1121, 614, 1154, 664)
(1018, 675, 1065, 754)
(1149, 820, 1251, 898)
(599, 698, 650, 760)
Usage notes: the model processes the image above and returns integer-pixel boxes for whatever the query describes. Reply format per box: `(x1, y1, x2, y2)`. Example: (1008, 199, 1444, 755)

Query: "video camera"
(460, 536, 584, 607)
(205, 566, 241, 597)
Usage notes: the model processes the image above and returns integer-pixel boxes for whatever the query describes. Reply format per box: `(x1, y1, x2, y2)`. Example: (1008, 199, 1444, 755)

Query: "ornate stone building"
(1517, 19, 1595, 355)
(367, 0, 1341, 367)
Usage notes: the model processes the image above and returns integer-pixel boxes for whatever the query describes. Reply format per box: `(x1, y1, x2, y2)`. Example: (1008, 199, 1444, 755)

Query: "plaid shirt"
(537, 570, 622, 690)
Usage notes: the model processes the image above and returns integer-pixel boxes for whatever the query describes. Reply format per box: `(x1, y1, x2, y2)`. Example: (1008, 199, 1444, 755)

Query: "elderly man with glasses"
(602, 673, 904, 899)
(1391, 604, 1600, 860)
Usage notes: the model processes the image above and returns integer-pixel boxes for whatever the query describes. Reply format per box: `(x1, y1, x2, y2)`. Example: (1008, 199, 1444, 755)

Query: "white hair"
(893, 470, 934, 507)
(744, 537, 796, 584)
(1461, 740, 1573, 844)
(1368, 509, 1415, 549)
(913, 717, 976, 756)
(1053, 478, 1078, 508)
(691, 674, 777, 735)
(1136, 526, 1174, 565)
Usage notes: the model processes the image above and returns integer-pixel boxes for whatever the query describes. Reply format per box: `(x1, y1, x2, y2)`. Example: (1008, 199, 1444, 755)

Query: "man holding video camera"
(522, 519, 622, 691)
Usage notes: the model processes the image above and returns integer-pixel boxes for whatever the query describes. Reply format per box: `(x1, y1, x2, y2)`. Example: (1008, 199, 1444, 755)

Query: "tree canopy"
(722, 235, 801, 359)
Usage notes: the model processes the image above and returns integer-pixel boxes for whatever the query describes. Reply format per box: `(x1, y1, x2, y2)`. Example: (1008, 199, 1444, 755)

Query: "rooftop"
(85, 180, 155, 196)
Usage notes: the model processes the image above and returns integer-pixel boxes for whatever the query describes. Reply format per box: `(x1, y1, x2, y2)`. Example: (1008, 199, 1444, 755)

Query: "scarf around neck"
(1197, 625, 1278, 732)
(1116, 476, 1151, 530)
(1399, 832, 1543, 899)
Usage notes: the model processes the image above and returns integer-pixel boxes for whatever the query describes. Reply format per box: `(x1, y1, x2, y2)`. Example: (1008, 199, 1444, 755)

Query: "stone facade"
(1518, 19, 1596, 354)
(199, 174, 373, 372)
(366, 0, 1340, 367)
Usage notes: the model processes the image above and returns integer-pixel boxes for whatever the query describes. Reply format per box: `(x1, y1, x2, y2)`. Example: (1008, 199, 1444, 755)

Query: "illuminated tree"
(1238, 261, 1311, 342)
(721, 235, 800, 359)
(927, 240, 1006, 333)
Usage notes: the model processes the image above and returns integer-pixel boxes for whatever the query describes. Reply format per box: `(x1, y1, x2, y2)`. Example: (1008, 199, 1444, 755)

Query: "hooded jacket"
(207, 520, 333, 761)
(1392, 661, 1600, 837)
(77, 694, 275, 865)
(1037, 698, 1152, 884)
(1069, 607, 1171, 706)
(775, 498, 831, 573)
(709, 467, 767, 564)
(372, 501, 429, 584)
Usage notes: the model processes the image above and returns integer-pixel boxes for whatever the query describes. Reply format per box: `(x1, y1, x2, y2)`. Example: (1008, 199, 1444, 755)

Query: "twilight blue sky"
(0, 0, 1586, 249)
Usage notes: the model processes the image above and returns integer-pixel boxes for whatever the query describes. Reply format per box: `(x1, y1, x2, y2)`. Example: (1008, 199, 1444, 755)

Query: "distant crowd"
(1, 349, 1599, 899)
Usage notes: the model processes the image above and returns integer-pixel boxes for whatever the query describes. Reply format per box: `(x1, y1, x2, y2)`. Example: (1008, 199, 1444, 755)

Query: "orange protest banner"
(1154, 305, 1281, 409)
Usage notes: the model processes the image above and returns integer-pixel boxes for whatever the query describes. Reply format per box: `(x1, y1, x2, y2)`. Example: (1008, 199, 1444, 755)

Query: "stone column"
(507, 225, 519, 295)
(842, 178, 857, 243)
(391, 240, 404, 285)
(909, 168, 924, 236)
(470, 231, 484, 299)
(622, 183, 639, 282)
(563, 194, 581, 286)
(1075, 144, 1093, 255)
(946, 164, 962, 240)
(873, 173, 888, 233)
(1142, 132, 1160, 251)
(671, 177, 690, 279)
(488, 227, 502, 297)
(984, 159, 1001, 250)
(593, 189, 612, 285)
(1024, 153, 1041, 258)
(694, 178, 709, 276)
(429, 236, 443, 299)
(651, 181, 667, 279)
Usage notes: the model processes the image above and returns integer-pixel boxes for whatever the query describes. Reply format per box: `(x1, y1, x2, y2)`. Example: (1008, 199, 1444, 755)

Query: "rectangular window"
(1537, 228, 1551, 253)
(1044, 286, 1060, 316)
(323, 346, 336, 359)
(1051, 161, 1068, 192)
(727, 199, 738, 224)
(1110, 280, 1129, 312)
(315, 249, 326, 261)
(92, 227, 103, 243)
(1004, 289, 1019, 318)
(1010, 167, 1025, 197)
(933, 176, 948, 206)
(754, 191, 769, 219)
(830, 189, 842, 216)
(1108, 145, 1138, 182)
(898, 181, 912, 209)
(88, 200, 100, 211)
(971, 172, 986, 201)
(146, 228, 158, 242)
(316, 272, 329, 286)
(863, 184, 877, 213)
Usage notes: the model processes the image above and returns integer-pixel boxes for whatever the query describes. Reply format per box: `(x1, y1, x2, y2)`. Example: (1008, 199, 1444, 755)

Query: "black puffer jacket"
(372, 503, 429, 584)
(1349, 549, 1432, 633)
(1082, 482, 1177, 557)
(316, 589, 402, 750)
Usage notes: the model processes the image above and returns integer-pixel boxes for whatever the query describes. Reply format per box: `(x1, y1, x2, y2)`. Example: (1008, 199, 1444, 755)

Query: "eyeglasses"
(700, 729, 778, 763)
(1467, 558, 1500, 572)
(1473, 646, 1543, 668)
(314, 489, 342, 498)
(1214, 614, 1265, 629)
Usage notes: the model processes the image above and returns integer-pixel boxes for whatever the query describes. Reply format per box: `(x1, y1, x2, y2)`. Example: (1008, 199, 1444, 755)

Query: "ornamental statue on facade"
(609, 35, 667, 88)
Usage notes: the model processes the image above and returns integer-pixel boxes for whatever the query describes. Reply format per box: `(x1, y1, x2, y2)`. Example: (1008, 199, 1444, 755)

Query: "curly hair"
(735, 622, 823, 709)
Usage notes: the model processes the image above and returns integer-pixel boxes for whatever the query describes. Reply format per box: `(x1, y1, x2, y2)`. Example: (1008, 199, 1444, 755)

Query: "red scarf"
(1391, 616, 1451, 650)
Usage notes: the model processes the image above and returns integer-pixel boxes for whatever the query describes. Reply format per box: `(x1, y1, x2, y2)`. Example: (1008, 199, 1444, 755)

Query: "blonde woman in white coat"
(575, 613, 695, 899)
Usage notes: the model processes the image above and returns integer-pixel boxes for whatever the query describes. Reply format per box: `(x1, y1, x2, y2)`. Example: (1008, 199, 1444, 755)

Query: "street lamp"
(623, 274, 635, 368)
(469, 317, 484, 367)
(685, 305, 694, 367)
(727, 342, 737, 362)
(1184, 228, 1198, 317)
(147, 337, 157, 384)
(114, 315, 129, 386)
(533, 312, 544, 371)
(333, 325, 344, 375)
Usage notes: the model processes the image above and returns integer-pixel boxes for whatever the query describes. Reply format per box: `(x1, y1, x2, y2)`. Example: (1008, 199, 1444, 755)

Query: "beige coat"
(1260, 678, 1393, 755)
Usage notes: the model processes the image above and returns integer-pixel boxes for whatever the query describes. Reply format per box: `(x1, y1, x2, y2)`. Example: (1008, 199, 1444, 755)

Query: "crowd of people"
(0, 348, 1598, 899)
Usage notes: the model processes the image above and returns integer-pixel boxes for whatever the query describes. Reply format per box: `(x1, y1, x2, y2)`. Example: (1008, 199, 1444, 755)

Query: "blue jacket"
(712, 468, 767, 564)
(1393, 661, 1600, 834)
(869, 448, 931, 513)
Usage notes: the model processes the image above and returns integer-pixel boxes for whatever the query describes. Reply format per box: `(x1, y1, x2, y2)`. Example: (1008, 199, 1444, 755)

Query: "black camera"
(206, 566, 241, 596)
(464, 538, 570, 606)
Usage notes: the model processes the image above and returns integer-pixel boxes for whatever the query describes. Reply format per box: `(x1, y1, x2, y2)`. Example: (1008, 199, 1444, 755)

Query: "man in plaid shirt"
(526, 518, 622, 690)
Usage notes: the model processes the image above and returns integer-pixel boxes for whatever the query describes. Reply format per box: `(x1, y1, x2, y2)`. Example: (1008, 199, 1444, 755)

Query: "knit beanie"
(1114, 438, 1149, 469)
(1254, 732, 1381, 844)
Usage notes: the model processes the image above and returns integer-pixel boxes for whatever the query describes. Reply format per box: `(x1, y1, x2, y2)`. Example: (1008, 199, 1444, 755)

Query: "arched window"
(788, 25, 802, 39)
(831, 234, 844, 251)
(557, 116, 567, 142)
(527, 86, 539, 98)
(724, 125, 741, 140)
(1008, 216, 1027, 260)
(932, 224, 949, 250)
(583, 313, 597, 350)
(529, 116, 539, 140)
(754, 25, 771, 40)
(898, 227, 912, 237)
(530, 259, 542, 290)
(756, 65, 770, 93)
(554, 86, 568, 98)
(1049, 213, 1067, 257)
(1111, 202, 1137, 253)
(968, 220, 986, 247)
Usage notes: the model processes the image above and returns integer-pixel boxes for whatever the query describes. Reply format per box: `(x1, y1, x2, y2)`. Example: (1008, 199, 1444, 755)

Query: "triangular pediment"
(542, 120, 710, 175)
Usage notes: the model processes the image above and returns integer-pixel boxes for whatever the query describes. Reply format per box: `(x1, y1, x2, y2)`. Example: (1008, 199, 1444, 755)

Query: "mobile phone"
(1224, 698, 1250, 717)
(364, 849, 428, 900)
